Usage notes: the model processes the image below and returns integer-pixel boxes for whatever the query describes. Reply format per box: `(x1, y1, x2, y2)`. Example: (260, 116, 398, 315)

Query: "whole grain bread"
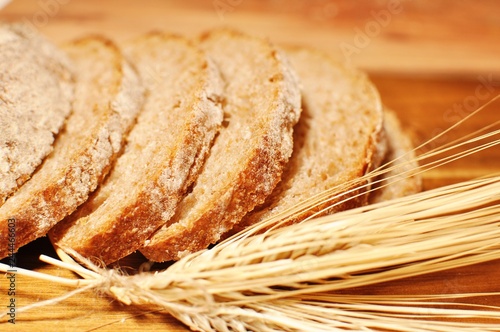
(228, 45, 386, 237)
(369, 109, 422, 203)
(50, 33, 224, 264)
(0, 36, 143, 258)
(140, 29, 302, 262)
(0, 23, 73, 205)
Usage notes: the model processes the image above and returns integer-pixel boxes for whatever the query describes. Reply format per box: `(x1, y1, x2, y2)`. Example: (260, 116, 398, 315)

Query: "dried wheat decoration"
(1, 97, 500, 331)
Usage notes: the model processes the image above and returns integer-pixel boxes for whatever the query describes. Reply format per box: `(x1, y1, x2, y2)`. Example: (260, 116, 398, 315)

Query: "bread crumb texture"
(230, 46, 385, 235)
(141, 29, 302, 262)
(50, 33, 224, 264)
(0, 23, 73, 205)
(0, 36, 143, 259)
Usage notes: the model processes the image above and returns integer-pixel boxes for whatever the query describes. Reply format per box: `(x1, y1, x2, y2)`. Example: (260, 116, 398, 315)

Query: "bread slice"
(50, 33, 224, 264)
(228, 45, 386, 237)
(140, 29, 302, 262)
(369, 109, 422, 203)
(0, 36, 143, 259)
(0, 23, 73, 205)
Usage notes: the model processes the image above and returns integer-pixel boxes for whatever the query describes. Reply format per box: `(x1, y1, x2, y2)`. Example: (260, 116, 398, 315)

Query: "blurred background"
(1, 0, 499, 78)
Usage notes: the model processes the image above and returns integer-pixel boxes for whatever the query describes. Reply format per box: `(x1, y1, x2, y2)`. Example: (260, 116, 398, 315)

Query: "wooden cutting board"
(1, 1, 500, 331)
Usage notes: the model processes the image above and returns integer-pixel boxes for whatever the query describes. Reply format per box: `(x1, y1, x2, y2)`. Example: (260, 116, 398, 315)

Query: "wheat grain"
(1, 97, 500, 331)
(2, 174, 500, 330)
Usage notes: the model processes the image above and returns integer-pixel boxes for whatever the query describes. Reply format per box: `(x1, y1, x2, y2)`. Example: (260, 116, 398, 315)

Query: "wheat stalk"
(2, 174, 500, 330)
(238, 96, 500, 236)
(1, 97, 499, 331)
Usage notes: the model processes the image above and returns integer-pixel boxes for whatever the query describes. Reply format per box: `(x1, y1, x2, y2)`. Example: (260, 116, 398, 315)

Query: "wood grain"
(1, 0, 500, 331)
(2, 0, 500, 77)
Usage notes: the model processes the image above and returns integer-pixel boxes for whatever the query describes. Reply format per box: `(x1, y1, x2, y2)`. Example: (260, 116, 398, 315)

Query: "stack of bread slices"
(0, 23, 421, 264)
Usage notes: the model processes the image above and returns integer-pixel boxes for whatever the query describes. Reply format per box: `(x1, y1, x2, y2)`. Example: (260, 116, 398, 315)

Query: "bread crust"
(369, 109, 422, 203)
(140, 29, 302, 262)
(227, 45, 386, 236)
(0, 23, 74, 204)
(50, 33, 224, 264)
(0, 36, 143, 258)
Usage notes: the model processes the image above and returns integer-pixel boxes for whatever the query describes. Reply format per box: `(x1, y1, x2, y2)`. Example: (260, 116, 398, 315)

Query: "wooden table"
(1, 1, 500, 330)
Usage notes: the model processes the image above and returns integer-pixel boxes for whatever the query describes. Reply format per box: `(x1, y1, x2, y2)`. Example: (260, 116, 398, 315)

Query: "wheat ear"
(2, 97, 500, 331)
(2, 174, 500, 330)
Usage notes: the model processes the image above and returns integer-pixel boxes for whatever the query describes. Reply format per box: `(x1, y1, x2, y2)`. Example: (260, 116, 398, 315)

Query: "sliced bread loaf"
(369, 109, 422, 203)
(228, 45, 386, 236)
(0, 36, 143, 258)
(0, 23, 73, 205)
(50, 33, 224, 264)
(140, 29, 302, 262)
